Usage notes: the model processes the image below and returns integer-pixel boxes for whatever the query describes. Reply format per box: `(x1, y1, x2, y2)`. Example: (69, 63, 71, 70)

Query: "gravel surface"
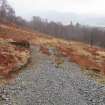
(0, 45, 105, 105)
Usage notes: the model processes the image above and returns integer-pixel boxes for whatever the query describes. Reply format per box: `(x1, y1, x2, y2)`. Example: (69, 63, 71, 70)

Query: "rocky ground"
(0, 45, 105, 105)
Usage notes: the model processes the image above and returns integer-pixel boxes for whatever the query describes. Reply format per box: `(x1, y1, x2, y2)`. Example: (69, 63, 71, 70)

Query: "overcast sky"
(7, 0, 105, 15)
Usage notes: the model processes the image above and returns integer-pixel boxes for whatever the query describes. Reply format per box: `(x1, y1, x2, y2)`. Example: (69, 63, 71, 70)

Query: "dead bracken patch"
(0, 38, 30, 77)
(40, 45, 51, 55)
(57, 42, 105, 74)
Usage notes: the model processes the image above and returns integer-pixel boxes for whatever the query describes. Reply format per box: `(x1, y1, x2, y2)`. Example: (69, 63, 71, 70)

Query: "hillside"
(0, 23, 105, 76)
(0, 23, 105, 104)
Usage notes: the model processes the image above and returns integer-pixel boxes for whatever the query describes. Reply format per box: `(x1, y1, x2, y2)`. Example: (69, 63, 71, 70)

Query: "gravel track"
(0, 45, 105, 105)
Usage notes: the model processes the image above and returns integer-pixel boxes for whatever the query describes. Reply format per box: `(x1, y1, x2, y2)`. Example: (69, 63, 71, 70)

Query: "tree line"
(0, 0, 105, 48)
(29, 16, 105, 47)
(0, 0, 27, 25)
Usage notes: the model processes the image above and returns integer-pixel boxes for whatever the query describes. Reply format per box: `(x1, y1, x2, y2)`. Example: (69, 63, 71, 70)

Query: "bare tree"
(0, 0, 15, 22)
(0, 0, 7, 18)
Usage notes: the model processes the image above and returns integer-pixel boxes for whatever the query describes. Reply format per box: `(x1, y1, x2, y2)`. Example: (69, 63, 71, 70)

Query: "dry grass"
(83, 70, 105, 84)
(0, 23, 105, 80)
(0, 38, 30, 77)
